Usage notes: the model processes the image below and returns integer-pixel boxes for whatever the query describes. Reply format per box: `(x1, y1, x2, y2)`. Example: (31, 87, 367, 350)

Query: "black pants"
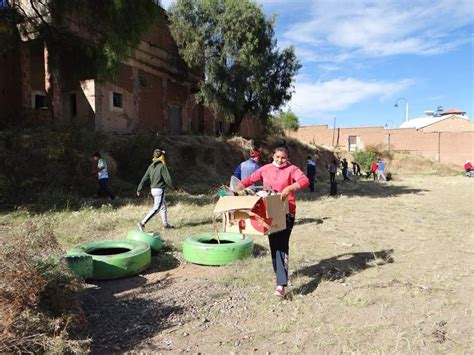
(342, 168, 349, 181)
(97, 178, 115, 199)
(307, 174, 315, 192)
(366, 171, 376, 180)
(330, 172, 336, 183)
(268, 214, 295, 287)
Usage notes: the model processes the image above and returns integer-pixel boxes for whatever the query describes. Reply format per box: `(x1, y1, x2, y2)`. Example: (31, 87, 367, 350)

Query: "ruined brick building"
(0, 1, 260, 137)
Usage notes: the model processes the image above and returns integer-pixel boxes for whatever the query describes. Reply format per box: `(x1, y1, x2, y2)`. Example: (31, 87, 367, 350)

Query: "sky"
(161, 0, 473, 128)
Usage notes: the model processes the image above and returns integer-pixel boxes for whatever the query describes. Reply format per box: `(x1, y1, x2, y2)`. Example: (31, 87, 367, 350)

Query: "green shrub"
(353, 145, 393, 172)
(353, 146, 379, 171)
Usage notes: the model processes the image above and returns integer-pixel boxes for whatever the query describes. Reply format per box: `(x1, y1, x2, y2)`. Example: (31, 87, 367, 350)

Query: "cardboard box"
(213, 194, 289, 236)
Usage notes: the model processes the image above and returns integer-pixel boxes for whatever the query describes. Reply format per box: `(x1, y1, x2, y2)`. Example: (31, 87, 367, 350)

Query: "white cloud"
(288, 77, 413, 119)
(282, 0, 474, 61)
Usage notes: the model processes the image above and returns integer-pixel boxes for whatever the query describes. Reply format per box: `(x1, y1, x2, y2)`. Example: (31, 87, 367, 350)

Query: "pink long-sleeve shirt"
(241, 163, 310, 214)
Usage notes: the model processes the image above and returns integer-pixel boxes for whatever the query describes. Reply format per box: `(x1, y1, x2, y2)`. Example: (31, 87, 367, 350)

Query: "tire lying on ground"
(183, 232, 253, 266)
(67, 240, 151, 280)
(64, 254, 93, 279)
(126, 230, 163, 252)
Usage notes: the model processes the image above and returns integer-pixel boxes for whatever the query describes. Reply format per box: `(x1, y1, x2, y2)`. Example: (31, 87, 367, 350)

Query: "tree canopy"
(274, 109, 299, 132)
(169, 0, 301, 135)
(4, 0, 160, 80)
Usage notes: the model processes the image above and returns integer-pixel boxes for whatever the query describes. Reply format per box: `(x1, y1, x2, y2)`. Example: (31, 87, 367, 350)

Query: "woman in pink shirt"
(239, 140, 309, 298)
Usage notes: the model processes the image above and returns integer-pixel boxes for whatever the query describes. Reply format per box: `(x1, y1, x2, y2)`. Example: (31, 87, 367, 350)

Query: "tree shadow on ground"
(179, 218, 212, 228)
(0, 188, 219, 215)
(0, 177, 427, 215)
(253, 243, 269, 257)
(82, 275, 184, 354)
(298, 180, 428, 201)
(294, 217, 325, 226)
(292, 249, 394, 295)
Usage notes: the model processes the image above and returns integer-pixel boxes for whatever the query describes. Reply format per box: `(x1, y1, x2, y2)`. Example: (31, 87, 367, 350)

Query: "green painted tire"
(183, 232, 253, 266)
(64, 254, 93, 279)
(67, 240, 151, 280)
(126, 230, 163, 252)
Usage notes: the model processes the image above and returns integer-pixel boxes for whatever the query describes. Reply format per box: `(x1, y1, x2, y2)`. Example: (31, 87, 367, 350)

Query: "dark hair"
(153, 149, 165, 158)
(274, 139, 290, 154)
(93, 152, 101, 158)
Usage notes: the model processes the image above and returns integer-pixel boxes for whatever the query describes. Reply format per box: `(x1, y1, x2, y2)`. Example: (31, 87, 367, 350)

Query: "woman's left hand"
(280, 186, 293, 200)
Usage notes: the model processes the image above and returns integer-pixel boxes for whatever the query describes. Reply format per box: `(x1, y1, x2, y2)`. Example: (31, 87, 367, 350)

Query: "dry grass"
(0, 168, 472, 352)
(0, 221, 89, 353)
(389, 152, 460, 176)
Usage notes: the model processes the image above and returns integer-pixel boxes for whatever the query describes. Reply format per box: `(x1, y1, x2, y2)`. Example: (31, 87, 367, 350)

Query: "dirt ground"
(79, 176, 473, 353)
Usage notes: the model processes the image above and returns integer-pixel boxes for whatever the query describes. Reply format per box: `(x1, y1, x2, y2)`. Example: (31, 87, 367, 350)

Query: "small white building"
(400, 108, 470, 130)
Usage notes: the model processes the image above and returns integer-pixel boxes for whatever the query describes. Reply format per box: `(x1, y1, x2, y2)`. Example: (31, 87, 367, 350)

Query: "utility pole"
(332, 117, 336, 147)
(438, 132, 441, 162)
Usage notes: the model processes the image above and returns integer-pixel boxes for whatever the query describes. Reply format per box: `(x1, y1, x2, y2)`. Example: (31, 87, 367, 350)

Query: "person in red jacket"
(464, 160, 472, 177)
(365, 161, 378, 181)
(238, 140, 309, 298)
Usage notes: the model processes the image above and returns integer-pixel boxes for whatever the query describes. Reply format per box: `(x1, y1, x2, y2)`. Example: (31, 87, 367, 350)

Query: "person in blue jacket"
(233, 150, 261, 181)
(377, 158, 387, 181)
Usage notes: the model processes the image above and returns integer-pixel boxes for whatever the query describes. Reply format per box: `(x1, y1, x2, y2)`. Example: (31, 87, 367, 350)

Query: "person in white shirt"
(93, 152, 115, 200)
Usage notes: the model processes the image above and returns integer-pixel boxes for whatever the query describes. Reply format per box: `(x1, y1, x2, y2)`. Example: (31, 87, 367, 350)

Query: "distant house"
(0, 1, 261, 137)
(400, 107, 472, 132)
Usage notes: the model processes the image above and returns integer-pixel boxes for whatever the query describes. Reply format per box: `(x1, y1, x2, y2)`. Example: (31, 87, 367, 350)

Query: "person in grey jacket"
(137, 149, 175, 231)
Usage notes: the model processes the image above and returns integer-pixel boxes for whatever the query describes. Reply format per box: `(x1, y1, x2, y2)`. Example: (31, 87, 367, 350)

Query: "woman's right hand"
(136, 191, 140, 197)
(234, 182, 246, 192)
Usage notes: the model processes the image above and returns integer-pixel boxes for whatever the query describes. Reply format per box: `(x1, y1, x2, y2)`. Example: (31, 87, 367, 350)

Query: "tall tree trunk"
(227, 113, 244, 136)
(44, 43, 62, 121)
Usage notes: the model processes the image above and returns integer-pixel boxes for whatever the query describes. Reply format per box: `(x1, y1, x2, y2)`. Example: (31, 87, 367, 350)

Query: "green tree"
(0, 4, 21, 51)
(169, 0, 301, 135)
(274, 110, 299, 131)
(6, 0, 160, 79)
(353, 146, 380, 171)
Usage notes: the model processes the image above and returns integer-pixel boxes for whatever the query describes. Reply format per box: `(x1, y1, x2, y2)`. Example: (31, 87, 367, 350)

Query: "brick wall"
(1, 8, 265, 135)
(0, 46, 21, 116)
(290, 124, 474, 167)
(19, 42, 31, 109)
(95, 65, 135, 132)
(422, 117, 474, 132)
